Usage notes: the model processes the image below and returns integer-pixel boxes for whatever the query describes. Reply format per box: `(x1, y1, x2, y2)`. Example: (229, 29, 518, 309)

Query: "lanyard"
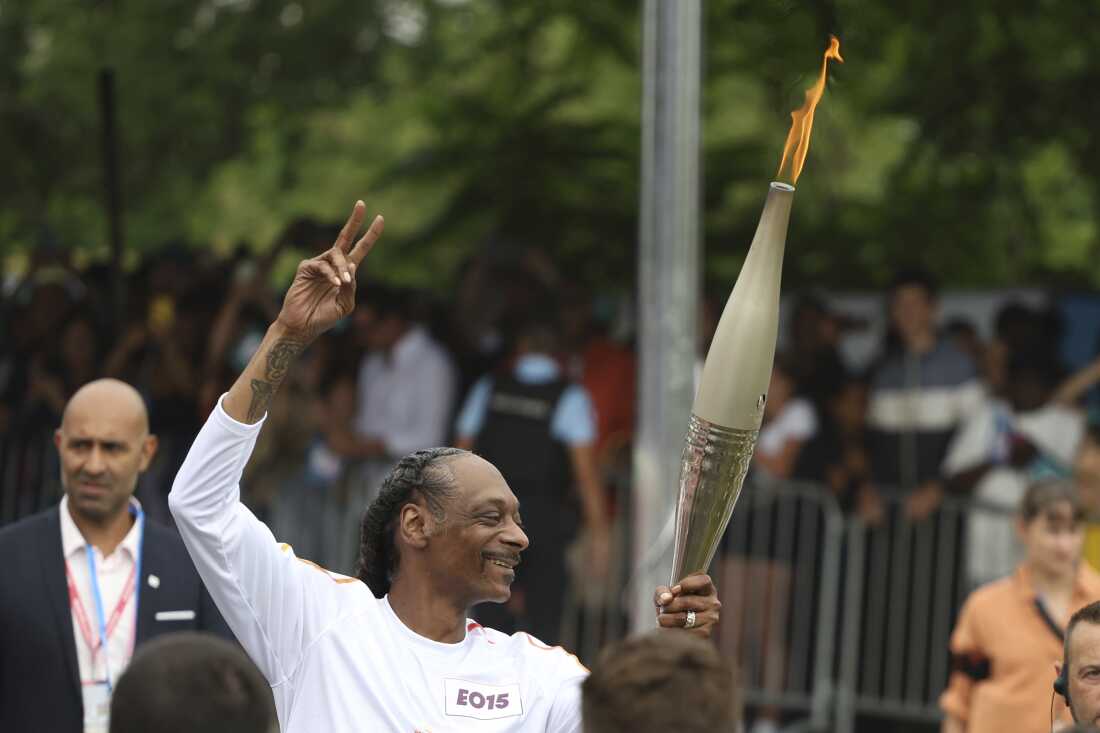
(67, 562, 134, 670)
(68, 507, 145, 691)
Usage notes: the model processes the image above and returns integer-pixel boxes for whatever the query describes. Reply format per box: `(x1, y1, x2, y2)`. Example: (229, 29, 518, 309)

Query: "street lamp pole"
(632, 0, 702, 632)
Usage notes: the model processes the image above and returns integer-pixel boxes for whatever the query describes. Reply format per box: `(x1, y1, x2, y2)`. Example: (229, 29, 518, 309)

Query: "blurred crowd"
(763, 273, 1100, 589)
(0, 237, 635, 580)
(6, 239, 1100, 637)
(11, 236, 1100, 733)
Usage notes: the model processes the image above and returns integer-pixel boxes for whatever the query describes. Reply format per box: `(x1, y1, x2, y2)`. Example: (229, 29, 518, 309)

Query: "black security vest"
(474, 375, 577, 539)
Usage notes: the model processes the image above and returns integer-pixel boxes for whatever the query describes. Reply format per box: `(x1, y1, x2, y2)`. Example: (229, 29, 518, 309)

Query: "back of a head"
(357, 281, 413, 322)
(888, 267, 938, 301)
(582, 632, 738, 733)
(516, 317, 562, 356)
(994, 300, 1043, 352)
(110, 632, 275, 733)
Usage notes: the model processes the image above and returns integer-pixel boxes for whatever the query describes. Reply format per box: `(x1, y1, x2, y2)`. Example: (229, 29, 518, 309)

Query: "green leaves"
(2, 0, 1098, 288)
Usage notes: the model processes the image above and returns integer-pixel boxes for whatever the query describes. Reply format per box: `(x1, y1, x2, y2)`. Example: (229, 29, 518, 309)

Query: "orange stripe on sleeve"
(278, 541, 360, 585)
(524, 633, 589, 673)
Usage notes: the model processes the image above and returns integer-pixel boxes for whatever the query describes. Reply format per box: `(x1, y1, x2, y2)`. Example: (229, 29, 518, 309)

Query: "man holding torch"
(168, 201, 720, 733)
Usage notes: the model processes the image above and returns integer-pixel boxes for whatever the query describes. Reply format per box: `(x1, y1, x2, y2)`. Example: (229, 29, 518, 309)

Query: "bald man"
(0, 379, 233, 733)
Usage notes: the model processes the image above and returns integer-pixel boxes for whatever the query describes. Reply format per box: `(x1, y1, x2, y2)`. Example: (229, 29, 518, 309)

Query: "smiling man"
(169, 201, 721, 733)
(0, 379, 230, 733)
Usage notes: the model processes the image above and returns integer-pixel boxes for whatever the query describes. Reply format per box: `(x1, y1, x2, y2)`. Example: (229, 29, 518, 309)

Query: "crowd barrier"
(556, 480, 1017, 733)
(834, 494, 996, 732)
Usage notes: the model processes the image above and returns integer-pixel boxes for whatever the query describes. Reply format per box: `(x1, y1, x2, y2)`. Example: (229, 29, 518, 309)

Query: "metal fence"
(712, 481, 845, 731)
(557, 479, 1017, 733)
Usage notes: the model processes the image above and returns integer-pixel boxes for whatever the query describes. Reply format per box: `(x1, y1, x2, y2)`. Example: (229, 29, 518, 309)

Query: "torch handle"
(669, 414, 758, 584)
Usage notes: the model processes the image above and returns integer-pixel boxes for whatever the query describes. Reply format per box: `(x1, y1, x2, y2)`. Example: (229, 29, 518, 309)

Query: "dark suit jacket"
(0, 505, 233, 732)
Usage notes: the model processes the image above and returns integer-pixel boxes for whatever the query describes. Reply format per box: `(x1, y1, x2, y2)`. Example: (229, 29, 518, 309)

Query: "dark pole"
(98, 67, 124, 326)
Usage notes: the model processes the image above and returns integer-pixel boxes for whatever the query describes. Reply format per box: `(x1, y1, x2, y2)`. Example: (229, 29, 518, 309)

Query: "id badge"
(82, 682, 111, 733)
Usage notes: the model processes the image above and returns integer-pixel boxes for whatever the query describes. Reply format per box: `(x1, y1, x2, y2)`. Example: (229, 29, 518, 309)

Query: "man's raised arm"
(224, 201, 384, 423)
(168, 202, 384, 693)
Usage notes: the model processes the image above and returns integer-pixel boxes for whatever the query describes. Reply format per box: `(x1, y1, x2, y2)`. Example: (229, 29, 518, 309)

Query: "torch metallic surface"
(669, 182, 794, 584)
(670, 414, 759, 581)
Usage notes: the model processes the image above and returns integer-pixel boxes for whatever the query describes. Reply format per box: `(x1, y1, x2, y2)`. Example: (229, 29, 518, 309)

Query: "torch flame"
(776, 35, 843, 185)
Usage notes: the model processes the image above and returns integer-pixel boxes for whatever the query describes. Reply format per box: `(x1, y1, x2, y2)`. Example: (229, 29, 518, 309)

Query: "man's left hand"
(654, 573, 721, 639)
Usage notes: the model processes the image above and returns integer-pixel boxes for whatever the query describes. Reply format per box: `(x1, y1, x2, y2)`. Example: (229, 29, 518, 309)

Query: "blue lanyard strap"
(84, 507, 144, 691)
(133, 509, 144, 632)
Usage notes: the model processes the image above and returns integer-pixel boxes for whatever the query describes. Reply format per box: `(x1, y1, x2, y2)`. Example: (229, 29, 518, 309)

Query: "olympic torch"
(670, 37, 843, 583)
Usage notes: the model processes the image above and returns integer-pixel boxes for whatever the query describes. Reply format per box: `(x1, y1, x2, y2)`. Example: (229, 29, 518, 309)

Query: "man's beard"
(66, 476, 131, 524)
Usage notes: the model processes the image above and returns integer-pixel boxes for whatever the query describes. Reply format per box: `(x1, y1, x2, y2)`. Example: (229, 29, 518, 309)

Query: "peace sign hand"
(276, 201, 385, 342)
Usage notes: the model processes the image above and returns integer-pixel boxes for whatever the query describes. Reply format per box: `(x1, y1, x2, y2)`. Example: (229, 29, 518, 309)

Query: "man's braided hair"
(356, 447, 468, 598)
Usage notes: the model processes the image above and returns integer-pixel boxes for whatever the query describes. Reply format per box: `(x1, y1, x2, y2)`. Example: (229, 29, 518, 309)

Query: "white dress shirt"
(355, 325, 455, 456)
(60, 495, 143, 689)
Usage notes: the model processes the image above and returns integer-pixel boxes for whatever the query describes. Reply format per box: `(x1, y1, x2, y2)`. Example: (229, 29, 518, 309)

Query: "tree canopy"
(2, 0, 1098, 289)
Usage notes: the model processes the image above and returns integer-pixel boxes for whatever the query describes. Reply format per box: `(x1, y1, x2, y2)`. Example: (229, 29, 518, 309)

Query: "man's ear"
(1055, 660, 1063, 678)
(138, 434, 159, 473)
(399, 503, 430, 550)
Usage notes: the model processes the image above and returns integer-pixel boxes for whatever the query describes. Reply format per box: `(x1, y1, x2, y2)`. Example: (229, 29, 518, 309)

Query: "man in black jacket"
(0, 378, 231, 733)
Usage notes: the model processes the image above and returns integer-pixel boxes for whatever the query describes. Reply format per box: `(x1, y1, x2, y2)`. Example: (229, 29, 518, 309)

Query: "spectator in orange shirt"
(940, 480, 1100, 733)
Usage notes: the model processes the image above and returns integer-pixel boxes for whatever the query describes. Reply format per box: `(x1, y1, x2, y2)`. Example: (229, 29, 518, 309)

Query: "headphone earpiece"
(1055, 668, 1071, 707)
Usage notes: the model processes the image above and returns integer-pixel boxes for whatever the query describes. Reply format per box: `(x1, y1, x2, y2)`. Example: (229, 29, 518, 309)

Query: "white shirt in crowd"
(756, 398, 819, 465)
(944, 398, 1084, 587)
(170, 399, 588, 733)
(355, 325, 455, 456)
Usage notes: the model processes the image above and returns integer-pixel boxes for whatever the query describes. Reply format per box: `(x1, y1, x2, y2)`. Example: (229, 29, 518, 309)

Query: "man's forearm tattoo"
(247, 379, 275, 422)
(246, 338, 304, 421)
(265, 339, 301, 384)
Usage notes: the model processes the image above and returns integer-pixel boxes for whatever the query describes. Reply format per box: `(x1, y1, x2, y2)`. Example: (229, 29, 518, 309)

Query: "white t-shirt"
(169, 400, 587, 733)
(944, 398, 1084, 587)
(756, 398, 818, 459)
